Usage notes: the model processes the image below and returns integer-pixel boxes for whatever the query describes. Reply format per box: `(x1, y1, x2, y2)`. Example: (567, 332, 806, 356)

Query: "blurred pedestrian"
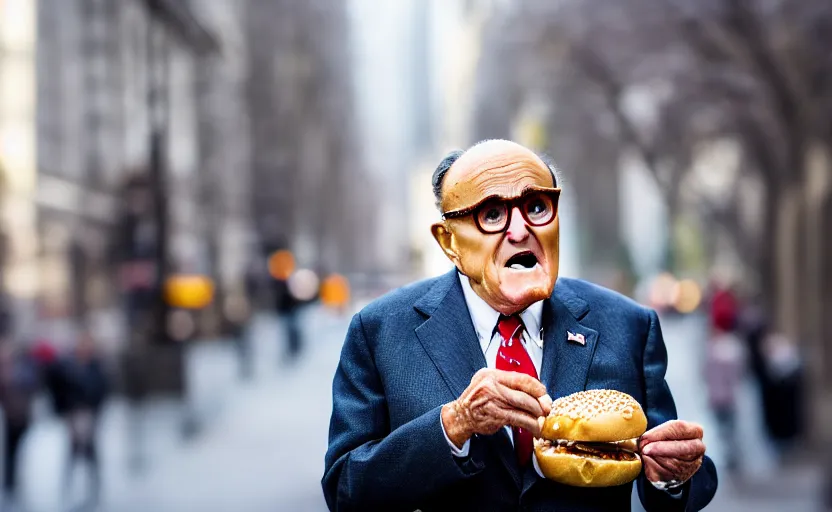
(760, 332, 804, 461)
(707, 278, 739, 334)
(0, 342, 38, 507)
(245, 256, 267, 312)
(703, 328, 746, 473)
(267, 248, 305, 363)
(225, 291, 253, 381)
(273, 273, 302, 363)
(30, 338, 58, 368)
(59, 332, 110, 507)
(30, 337, 68, 417)
(737, 300, 768, 395)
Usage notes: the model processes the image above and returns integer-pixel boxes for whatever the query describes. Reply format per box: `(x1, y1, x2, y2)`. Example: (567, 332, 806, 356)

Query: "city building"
(0, 0, 232, 359)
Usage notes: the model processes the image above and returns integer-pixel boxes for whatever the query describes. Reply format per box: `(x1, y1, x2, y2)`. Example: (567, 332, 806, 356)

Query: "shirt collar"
(457, 272, 544, 349)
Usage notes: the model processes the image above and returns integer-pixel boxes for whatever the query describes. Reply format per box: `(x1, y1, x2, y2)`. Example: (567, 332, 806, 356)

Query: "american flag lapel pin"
(567, 331, 586, 346)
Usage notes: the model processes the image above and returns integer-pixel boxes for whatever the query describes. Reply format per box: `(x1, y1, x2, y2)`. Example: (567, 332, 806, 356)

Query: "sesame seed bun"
(535, 389, 648, 487)
(541, 389, 647, 442)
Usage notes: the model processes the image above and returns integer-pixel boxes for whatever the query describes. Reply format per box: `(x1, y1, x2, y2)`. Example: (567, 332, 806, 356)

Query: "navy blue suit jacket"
(323, 271, 718, 511)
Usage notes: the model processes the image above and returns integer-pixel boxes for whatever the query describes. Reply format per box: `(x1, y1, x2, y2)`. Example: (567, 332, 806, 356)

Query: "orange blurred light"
(164, 274, 215, 310)
(672, 279, 702, 314)
(268, 250, 295, 280)
(320, 273, 350, 309)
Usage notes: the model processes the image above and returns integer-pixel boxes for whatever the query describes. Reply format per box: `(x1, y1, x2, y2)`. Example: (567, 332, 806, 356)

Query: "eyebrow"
(444, 186, 559, 215)
(472, 186, 548, 203)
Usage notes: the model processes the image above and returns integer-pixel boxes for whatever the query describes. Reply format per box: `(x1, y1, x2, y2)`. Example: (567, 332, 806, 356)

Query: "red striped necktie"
(495, 314, 538, 467)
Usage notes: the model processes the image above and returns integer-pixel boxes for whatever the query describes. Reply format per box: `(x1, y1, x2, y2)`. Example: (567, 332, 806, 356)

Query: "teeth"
(508, 263, 539, 271)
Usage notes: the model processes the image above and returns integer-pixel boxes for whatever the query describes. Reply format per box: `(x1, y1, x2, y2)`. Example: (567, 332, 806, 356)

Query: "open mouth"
(505, 251, 539, 270)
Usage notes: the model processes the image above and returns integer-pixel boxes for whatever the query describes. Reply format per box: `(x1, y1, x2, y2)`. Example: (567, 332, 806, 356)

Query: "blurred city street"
(14, 307, 349, 512)
(633, 313, 824, 512)
(0, 0, 829, 510)
(0, 304, 818, 511)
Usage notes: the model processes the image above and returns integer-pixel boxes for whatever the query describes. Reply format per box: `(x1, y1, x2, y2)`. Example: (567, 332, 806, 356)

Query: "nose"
(505, 206, 530, 243)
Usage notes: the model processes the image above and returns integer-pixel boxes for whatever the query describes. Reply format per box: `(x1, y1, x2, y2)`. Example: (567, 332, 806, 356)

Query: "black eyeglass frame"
(441, 186, 562, 234)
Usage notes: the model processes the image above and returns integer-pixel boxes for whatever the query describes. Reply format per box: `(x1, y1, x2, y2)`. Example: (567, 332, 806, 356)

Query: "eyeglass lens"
(475, 192, 556, 233)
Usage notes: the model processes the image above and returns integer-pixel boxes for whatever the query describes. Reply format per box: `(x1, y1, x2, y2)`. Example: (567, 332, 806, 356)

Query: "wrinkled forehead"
(441, 149, 555, 212)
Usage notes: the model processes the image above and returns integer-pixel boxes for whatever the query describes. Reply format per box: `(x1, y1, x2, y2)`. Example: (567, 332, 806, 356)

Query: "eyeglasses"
(441, 188, 561, 234)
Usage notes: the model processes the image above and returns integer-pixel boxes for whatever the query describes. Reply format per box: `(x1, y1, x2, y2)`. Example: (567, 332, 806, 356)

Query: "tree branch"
(567, 44, 670, 194)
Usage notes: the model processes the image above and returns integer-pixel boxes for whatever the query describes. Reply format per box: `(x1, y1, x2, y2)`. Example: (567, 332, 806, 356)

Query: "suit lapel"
(414, 270, 486, 400)
(524, 279, 600, 495)
(414, 270, 521, 489)
(539, 279, 599, 400)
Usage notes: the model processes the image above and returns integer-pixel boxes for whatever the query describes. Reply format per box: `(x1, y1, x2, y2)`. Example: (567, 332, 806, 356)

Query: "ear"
(431, 222, 459, 265)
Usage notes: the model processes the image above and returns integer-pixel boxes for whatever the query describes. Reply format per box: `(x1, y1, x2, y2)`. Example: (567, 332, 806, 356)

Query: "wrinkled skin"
(442, 369, 553, 448)
(431, 140, 559, 316)
(640, 420, 706, 485)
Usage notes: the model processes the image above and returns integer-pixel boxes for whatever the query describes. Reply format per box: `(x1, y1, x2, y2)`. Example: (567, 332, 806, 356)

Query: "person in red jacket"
(708, 280, 739, 334)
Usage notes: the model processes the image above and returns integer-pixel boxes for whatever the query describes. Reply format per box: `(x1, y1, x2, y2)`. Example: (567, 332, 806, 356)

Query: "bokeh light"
(268, 250, 295, 280)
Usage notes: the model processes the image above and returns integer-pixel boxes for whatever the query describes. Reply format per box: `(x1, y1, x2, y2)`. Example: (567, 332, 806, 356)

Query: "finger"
(646, 451, 683, 475)
(470, 368, 496, 386)
(650, 456, 702, 482)
(538, 394, 553, 415)
(497, 383, 544, 417)
(504, 409, 542, 436)
(641, 420, 704, 444)
(497, 371, 547, 398)
(642, 439, 706, 461)
(644, 450, 703, 481)
(642, 456, 673, 483)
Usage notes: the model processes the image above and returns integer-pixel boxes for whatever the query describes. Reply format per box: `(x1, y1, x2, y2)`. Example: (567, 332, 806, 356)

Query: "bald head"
(432, 140, 558, 212)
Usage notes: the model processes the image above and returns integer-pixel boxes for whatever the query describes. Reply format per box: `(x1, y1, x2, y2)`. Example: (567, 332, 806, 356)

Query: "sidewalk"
(707, 459, 824, 511)
(108, 308, 346, 511)
(15, 307, 825, 511)
(15, 307, 351, 512)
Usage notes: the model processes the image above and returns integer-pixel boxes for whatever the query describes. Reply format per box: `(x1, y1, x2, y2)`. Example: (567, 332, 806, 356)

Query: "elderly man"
(323, 140, 717, 511)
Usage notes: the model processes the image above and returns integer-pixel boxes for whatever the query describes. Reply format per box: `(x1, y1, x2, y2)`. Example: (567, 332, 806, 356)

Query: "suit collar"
(552, 277, 590, 320)
(413, 269, 486, 400)
(413, 269, 458, 316)
(540, 278, 599, 398)
(414, 270, 520, 487)
(457, 272, 544, 352)
(457, 273, 500, 345)
(414, 273, 597, 402)
(413, 272, 599, 494)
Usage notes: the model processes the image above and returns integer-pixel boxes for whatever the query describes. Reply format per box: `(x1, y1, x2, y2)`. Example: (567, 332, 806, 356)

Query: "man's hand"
(441, 369, 552, 449)
(639, 420, 706, 486)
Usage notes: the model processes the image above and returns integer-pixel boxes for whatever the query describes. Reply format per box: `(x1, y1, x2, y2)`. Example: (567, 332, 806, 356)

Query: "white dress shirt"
(461, 272, 545, 379)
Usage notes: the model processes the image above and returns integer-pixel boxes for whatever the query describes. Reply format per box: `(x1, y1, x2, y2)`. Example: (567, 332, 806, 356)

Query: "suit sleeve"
(636, 310, 718, 512)
(322, 313, 483, 511)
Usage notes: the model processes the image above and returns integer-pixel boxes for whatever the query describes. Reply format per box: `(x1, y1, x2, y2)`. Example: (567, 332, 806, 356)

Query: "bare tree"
(477, 0, 832, 455)
(245, 0, 370, 275)
(495, 0, 831, 330)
